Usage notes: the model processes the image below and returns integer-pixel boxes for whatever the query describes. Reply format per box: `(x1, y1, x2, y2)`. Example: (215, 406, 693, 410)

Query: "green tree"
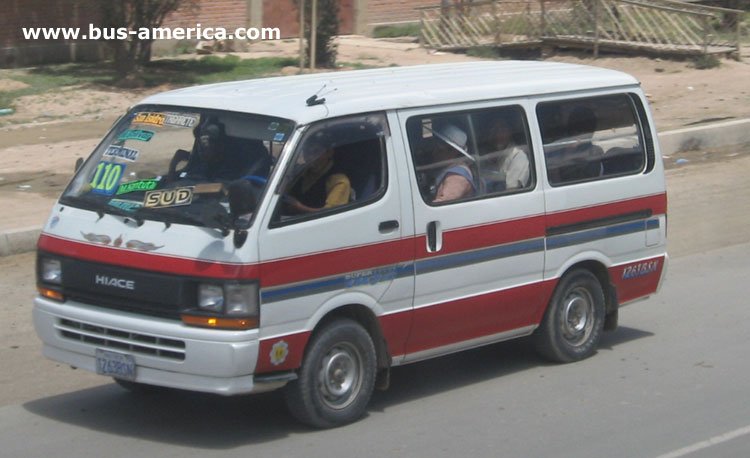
(295, 0, 340, 68)
(97, 0, 195, 82)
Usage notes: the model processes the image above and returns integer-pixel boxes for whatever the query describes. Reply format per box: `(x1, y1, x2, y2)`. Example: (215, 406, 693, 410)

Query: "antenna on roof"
(306, 83, 327, 106)
(306, 94, 326, 106)
(305, 82, 337, 107)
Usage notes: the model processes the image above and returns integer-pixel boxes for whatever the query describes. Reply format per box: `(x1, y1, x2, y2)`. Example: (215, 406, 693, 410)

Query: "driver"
(182, 120, 252, 181)
(285, 133, 352, 214)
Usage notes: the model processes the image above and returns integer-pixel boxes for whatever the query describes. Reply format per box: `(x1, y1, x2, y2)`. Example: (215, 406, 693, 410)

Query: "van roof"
(140, 61, 640, 125)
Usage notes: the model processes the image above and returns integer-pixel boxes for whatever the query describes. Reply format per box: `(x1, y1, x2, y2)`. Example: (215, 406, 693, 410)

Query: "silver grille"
(57, 319, 186, 361)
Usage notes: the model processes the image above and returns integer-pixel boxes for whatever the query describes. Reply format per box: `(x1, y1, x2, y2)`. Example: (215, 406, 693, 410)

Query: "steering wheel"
(241, 175, 268, 185)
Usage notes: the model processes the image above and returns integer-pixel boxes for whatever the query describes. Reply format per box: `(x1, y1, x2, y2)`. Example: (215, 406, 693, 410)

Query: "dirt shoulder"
(1, 35, 749, 141)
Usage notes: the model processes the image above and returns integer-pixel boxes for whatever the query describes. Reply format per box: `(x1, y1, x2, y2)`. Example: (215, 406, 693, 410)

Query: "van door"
(397, 103, 549, 362)
(254, 113, 415, 373)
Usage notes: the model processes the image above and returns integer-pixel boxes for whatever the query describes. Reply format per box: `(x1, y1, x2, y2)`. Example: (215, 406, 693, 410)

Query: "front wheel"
(284, 319, 377, 428)
(534, 269, 606, 363)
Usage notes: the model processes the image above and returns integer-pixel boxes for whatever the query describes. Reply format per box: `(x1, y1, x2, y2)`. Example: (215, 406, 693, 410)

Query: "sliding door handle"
(427, 221, 442, 252)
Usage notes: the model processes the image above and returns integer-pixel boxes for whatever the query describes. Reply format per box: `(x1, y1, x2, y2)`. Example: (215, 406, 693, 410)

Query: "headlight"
(186, 282, 259, 330)
(224, 283, 259, 316)
(198, 284, 224, 312)
(41, 258, 62, 284)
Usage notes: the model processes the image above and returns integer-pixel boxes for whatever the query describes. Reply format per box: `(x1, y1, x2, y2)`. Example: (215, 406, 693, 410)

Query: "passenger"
(431, 124, 476, 203)
(285, 133, 352, 214)
(485, 117, 529, 191)
(559, 106, 604, 181)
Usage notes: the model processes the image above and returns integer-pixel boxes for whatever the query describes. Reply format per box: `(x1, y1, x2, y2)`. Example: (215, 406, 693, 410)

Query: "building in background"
(2, 0, 435, 67)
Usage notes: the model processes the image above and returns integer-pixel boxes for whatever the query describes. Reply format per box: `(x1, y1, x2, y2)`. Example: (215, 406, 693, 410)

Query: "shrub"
(693, 54, 721, 69)
(295, 0, 339, 68)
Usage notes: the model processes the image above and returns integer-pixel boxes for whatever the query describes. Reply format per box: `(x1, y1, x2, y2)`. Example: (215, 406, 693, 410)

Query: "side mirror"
(74, 157, 84, 172)
(226, 179, 257, 249)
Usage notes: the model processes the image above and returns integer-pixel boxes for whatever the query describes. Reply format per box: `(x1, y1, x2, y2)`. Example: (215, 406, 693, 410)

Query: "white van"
(34, 61, 667, 427)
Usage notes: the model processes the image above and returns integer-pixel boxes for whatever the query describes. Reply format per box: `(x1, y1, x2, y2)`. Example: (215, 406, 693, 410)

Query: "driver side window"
(273, 113, 389, 224)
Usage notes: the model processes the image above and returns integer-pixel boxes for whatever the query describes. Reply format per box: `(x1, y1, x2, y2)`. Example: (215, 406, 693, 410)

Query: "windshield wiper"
(133, 203, 232, 236)
(64, 195, 145, 226)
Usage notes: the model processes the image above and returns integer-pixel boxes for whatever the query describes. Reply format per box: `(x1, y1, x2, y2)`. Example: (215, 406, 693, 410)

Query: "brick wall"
(263, 0, 355, 38)
(164, 0, 248, 30)
(2, 0, 450, 67)
(1, 0, 103, 66)
(1, 0, 248, 67)
(1, 0, 100, 48)
(367, 0, 436, 25)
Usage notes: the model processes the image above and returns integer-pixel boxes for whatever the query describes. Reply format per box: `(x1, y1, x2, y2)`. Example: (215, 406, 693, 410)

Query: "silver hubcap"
(317, 342, 363, 410)
(561, 287, 595, 346)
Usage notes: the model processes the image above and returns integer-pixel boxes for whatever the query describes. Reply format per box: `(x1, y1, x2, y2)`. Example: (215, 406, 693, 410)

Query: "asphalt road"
(1, 241, 750, 457)
(2, 153, 750, 457)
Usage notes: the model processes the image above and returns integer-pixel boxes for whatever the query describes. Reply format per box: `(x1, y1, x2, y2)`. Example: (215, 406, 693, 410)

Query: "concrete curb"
(0, 226, 42, 257)
(657, 118, 750, 155)
(2, 118, 749, 257)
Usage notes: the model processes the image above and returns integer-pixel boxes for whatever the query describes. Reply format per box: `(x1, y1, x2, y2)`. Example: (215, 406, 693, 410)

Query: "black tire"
(284, 319, 377, 428)
(534, 269, 606, 363)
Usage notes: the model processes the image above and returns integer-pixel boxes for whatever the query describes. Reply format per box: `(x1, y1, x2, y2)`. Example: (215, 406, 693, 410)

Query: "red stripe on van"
(415, 214, 546, 259)
(39, 194, 665, 286)
(261, 217, 545, 288)
(546, 193, 667, 229)
(38, 234, 260, 279)
(404, 280, 556, 355)
(253, 279, 557, 374)
(260, 195, 663, 288)
(260, 238, 416, 288)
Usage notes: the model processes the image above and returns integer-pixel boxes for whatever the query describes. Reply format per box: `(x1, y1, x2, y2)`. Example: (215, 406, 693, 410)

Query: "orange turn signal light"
(181, 314, 258, 330)
(38, 287, 64, 302)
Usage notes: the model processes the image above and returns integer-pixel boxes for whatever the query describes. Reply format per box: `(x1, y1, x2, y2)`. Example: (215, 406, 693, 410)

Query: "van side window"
(273, 113, 388, 224)
(538, 94, 646, 186)
(406, 106, 534, 205)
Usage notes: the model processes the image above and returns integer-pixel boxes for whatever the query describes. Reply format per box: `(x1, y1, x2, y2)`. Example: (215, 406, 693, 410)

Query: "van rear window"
(537, 94, 646, 186)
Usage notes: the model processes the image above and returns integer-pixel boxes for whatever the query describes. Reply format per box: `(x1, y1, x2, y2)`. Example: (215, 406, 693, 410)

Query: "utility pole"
(299, 0, 305, 72)
(310, 0, 318, 70)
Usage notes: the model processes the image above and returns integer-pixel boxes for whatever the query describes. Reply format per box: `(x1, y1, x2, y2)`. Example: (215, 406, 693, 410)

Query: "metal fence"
(418, 0, 745, 58)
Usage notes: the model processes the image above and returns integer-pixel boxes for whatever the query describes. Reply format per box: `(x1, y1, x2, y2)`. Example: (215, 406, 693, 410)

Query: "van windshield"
(61, 106, 294, 230)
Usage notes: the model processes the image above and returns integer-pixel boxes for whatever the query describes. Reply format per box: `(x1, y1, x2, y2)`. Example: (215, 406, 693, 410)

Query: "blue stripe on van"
(546, 219, 659, 250)
(262, 263, 414, 303)
(261, 218, 659, 303)
(415, 238, 545, 275)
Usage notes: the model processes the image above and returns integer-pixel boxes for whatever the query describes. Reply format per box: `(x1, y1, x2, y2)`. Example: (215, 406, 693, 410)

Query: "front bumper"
(33, 296, 284, 395)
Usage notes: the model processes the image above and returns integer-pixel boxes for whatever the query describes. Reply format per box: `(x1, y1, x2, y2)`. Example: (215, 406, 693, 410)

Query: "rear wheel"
(534, 269, 605, 363)
(284, 319, 376, 428)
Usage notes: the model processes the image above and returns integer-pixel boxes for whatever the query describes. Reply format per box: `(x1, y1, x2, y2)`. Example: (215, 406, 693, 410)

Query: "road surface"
(1, 153, 749, 457)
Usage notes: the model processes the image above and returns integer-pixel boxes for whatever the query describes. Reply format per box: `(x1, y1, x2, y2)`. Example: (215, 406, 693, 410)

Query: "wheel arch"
(308, 302, 391, 371)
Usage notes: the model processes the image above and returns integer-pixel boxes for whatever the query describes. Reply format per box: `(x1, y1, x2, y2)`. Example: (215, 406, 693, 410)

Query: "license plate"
(95, 349, 136, 381)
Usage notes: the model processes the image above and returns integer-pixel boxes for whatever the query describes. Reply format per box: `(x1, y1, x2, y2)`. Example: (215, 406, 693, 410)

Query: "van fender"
(303, 290, 392, 372)
(256, 291, 386, 375)
(304, 290, 385, 333)
(548, 250, 613, 282)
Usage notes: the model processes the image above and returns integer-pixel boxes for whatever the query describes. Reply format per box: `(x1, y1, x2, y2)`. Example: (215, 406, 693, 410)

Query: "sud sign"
(144, 187, 193, 208)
